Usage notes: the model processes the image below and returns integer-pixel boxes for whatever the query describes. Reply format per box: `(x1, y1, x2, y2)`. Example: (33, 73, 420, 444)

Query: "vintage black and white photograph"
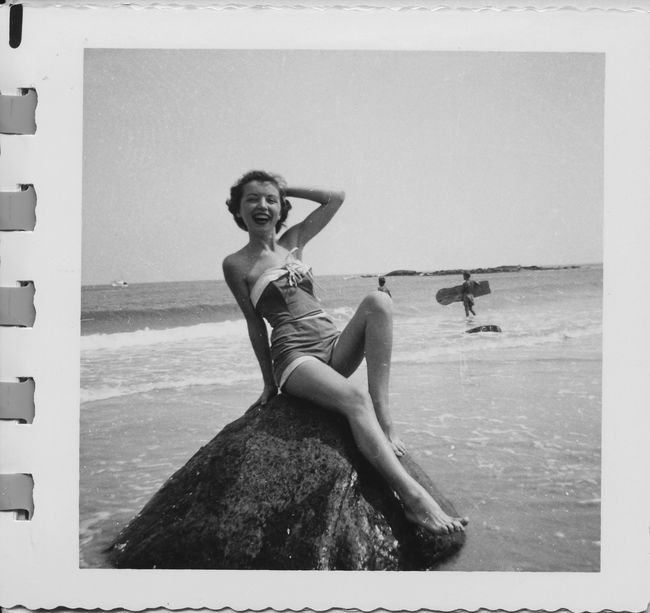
(3, 3, 650, 609)
(77, 48, 604, 572)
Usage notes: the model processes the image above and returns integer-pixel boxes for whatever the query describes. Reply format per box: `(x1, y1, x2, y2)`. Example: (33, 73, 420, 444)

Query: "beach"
(80, 266, 602, 571)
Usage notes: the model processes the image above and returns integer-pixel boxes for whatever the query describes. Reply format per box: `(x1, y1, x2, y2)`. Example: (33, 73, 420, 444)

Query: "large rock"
(107, 395, 465, 570)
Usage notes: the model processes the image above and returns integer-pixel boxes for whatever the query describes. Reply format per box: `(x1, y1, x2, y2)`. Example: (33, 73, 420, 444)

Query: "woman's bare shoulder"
(223, 243, 251, 265)
(222, 248, 250, 281)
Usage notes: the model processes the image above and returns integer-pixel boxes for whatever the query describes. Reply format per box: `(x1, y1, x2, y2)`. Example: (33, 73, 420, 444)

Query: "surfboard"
(466, 324, 502, 334)
(435, 280, 491, 306)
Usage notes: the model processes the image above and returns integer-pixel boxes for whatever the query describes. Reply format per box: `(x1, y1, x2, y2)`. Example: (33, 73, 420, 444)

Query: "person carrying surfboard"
(462, 272, 477, 317)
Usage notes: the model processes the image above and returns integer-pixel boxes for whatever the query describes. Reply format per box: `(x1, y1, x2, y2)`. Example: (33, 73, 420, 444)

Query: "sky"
(82, 49, 604, 285)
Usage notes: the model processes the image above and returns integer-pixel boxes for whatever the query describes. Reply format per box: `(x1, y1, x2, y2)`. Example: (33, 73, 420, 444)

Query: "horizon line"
(81, 262, 603, 288)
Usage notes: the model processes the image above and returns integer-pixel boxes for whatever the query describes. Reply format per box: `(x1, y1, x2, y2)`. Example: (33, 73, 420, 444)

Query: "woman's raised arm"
(280, 187, 345, 250)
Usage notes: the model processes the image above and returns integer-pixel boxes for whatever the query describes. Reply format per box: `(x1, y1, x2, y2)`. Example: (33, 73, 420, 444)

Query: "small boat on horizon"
(111, 280, 129, 288)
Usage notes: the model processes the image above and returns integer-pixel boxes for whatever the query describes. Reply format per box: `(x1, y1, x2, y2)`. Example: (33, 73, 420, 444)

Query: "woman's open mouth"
(252, 213, 271, 224)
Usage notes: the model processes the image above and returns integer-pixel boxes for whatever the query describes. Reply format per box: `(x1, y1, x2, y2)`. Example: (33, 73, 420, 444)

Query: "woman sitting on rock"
(222, 170, 467, 536)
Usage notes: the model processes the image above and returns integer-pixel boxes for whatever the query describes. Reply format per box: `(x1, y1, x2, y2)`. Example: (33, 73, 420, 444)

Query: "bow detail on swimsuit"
(285, 247, 325, 302)
(284, 248, 312, 287)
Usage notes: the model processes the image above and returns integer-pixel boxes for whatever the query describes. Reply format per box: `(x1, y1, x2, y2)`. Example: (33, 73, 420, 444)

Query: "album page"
(0, 3, 648, 611)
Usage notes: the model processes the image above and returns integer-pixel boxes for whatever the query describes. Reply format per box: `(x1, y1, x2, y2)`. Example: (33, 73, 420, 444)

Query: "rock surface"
(107, 395, 466, 570)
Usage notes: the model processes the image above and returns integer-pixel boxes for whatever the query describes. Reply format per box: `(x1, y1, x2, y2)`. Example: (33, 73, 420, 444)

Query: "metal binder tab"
(0, 281, 36, 327)
(0, 88, 37, 135)
(0, 474, 34, 519)
(0, 378, 35, 423)
(0, 185, 36, 231)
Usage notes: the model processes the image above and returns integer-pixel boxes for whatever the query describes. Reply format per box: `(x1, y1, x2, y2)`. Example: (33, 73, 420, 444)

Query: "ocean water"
(79, 265, 602, 571)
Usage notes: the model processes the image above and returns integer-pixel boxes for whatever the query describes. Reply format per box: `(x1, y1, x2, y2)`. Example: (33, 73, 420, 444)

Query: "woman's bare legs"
(330, 291, 405, 455)
(283, 359, 467, 535)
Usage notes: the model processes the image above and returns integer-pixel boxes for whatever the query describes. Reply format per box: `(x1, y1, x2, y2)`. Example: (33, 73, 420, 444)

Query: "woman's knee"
(341, 385, 373, 418)
(362, 290, 393, 316)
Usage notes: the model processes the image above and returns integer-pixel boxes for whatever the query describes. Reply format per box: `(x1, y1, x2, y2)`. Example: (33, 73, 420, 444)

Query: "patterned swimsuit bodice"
(249, 250, 324, 330)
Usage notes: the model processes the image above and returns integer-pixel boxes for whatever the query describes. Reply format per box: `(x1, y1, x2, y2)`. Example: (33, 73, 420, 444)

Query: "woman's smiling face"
(238, 180, 282, 232)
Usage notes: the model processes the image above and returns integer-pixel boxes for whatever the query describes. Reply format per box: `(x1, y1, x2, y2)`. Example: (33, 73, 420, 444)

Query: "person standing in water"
(222, 170, 467, 536)
(377, 276, 392, 298)
(462, 271, 476, 317)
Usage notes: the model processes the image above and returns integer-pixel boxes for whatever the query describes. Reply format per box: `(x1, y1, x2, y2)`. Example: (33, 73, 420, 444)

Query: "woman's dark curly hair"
(226, 170, 292, 233)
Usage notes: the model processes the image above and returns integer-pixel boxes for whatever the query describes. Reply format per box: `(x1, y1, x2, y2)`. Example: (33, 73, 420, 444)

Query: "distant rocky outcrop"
(360, 264, 581, 278)
(383, 269, 420, 277)
(107, 395, 465, 570)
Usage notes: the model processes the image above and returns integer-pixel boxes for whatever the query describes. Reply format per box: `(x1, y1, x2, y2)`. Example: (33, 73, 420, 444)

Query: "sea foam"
(392, 321, 601, 364)
(81, 370, 260, 403)
(81, 320, 247, 352)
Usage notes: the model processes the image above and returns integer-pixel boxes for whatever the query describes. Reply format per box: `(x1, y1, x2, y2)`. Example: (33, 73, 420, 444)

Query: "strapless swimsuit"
(250, 249, 340, 389)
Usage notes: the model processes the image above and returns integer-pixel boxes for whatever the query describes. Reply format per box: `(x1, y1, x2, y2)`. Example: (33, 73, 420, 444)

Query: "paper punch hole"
(9, 3, 23, 49)
(0, 281, 36, 327)
(0, 184, 36, 231)
(0, 473, 34, 520)
(0, 377, 35, 423)
(0, 88, 37, 135)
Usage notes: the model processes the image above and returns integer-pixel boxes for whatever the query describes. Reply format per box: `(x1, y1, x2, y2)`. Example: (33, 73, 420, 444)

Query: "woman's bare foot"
(403, 491, 468, 535)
